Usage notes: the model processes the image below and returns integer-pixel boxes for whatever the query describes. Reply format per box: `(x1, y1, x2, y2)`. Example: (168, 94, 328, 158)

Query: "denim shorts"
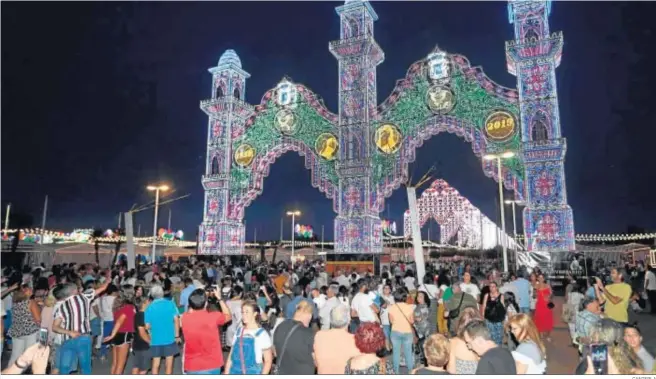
(150, 343, 179, 358)
(186, 367, 221, 375)
(133, 349, 152, 370)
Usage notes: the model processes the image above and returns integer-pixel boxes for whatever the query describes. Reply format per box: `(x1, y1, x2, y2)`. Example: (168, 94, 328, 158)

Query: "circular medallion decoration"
(483, 110, 517, 142)
(275, 109, 297, 135)
(315, 133, 339, 161)
(375, 123, 402, 154)
(234, 144, 256, 167)
(426, 85, 455, 114)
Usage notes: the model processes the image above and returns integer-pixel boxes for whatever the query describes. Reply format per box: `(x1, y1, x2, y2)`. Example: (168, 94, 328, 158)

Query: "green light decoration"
(229, 96, 338, 194)
(373, 63, 523, 185)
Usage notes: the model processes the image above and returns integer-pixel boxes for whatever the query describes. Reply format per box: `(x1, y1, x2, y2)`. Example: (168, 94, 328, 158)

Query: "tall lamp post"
(147, 184, 170, 264)
(286, 210, 300, 263)
(483, 151, 515, 273)
(505, 199, 524, 271)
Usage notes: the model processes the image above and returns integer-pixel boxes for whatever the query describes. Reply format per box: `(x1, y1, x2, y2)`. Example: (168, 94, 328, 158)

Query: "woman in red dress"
(533, 273, 554, 342)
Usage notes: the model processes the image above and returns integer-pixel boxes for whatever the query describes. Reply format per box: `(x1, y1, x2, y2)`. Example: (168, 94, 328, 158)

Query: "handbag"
(394, 304, 419, 344)
(272, 323, 301, 375)
(547, 302, 555, 310)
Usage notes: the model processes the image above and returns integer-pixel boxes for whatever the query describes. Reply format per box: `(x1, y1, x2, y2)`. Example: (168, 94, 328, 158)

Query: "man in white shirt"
(335, 270, 350, 288)
(460, 272, 481, 301)
(350, 279, 379, 326)
(319, 285, 341, 330)
(644, 266, 656, 314)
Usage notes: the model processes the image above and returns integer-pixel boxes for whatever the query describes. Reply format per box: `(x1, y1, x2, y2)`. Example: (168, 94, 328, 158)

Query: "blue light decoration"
(198, 0, 575, 256)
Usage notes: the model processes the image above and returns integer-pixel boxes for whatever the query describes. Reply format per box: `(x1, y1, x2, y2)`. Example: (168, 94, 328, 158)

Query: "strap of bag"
(276, 323, 301, 370)
(454, 292, 465, 311)
(394, 304, 418, 336)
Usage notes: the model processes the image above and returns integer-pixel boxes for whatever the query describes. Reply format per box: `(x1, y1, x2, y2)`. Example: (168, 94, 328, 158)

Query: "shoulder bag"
(272, 323, 301, 375)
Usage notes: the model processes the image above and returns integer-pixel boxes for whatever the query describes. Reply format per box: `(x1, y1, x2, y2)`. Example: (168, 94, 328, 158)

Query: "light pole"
(286, 210, 300, 263)
(483, 151, 515, 273)
(505, 199, 524, 271)
(147, 184, 170, 264)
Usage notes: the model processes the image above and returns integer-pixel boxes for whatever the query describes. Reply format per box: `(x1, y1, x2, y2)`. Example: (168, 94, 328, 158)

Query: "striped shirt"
(53, 290, 96, 341)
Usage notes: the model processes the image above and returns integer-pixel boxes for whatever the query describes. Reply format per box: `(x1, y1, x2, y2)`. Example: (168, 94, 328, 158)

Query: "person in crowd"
(102, 286, 136, 374)
(507, 313, 547, 374)
(575, 318, 643, 374)
(179, 277, 196, 312)
(379, 283, 394, 346)
(7, 284, 41, 367)
(575, 297, 603, 345)
(284, 284, 306, 319)
(460, 272, 480, 302)
(319, 284, 341, 331)
(314, 304, 360, 374)
(462, 319, 516, 375)
(447, 307, 480, 374)
(623, 324, 654, 372)
(630, 291, 646, 312)
(225, 300, 273, 374)
(99, 284, 118, 360)
(181, 287, 231, 374)
(436, 274, 451, 335)
(388, 287, 415, 373)
(225, 285, 244, 350)
(445, 281, 478, 337)
(403, 270, 416, 291)
(480, 281, 505, 345)
(413, 291, 431, 364)
(418, 277, 439, 336)
(39, 290, 60, 373)
(131, 296, 151, 375)
(1, 342, 50, 375)
(88, 281, 102, 356)
(351, 278, 379, 330)
(52, 274, 111, 375)
(345, 322, 395, 374)
(529, 272, 537, 313)
(337, 285, 350, 307)
(145, 284, 180, 375)
(595, 268, 632, 324)
(272, 300, 316, 375)
(645, 265, 656, 314)
(411, 333, 450, 375)
(564, 281, 585, 344)
(533, 273, 553, 341)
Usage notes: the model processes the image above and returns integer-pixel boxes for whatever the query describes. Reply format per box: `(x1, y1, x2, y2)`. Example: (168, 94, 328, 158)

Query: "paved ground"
(3, 296, 655, 374)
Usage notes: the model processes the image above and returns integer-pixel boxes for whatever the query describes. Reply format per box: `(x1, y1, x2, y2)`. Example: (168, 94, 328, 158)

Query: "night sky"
(2, 1, 655, 241)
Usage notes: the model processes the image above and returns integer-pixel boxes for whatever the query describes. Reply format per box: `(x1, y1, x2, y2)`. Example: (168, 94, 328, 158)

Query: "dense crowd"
(0, 256, 655, 375)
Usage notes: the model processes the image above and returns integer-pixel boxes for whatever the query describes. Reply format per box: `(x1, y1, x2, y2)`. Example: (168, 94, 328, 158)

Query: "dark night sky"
(2, 1, 655, 240)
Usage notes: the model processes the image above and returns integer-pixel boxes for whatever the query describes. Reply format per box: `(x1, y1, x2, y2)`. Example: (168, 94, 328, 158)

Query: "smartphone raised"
(38, 327, 49, 346)
(589, 343, 608, 375)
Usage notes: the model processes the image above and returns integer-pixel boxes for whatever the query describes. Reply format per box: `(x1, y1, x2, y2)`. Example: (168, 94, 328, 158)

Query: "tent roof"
(575, 242, 651, 254)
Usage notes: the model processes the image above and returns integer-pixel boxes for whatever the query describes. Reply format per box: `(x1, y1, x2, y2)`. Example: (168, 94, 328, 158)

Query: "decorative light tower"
(329, 0, 385, 255)
(506, 1, 575, 252)
(199, 50, 254, 255)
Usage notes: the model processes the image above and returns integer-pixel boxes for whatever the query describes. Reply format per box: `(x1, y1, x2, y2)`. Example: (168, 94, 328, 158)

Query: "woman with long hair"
(7, 285, 41, 367)
(565, 281, 585, 344)
(533, 273, 554, 341)
(447, 307, 480, 375)
(507, 314, 547, 374)
(225, 300, 273, 374)
(414, 291, 431, 365)
(225, 285, 244, 349)
(103, 286, 136, 374)
(576, 319, 644, 374)
(623, 324, 654, 372)
(481, 281, 506, 345)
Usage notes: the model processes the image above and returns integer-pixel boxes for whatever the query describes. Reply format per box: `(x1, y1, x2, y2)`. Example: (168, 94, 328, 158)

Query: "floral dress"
(345, 358, 395, 374)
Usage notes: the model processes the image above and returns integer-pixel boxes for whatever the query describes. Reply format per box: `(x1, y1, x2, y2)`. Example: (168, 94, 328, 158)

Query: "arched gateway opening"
(198, 1, 575, 256)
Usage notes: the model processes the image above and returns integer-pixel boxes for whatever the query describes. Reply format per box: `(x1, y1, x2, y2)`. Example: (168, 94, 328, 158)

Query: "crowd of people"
(0, 256, 654, 375)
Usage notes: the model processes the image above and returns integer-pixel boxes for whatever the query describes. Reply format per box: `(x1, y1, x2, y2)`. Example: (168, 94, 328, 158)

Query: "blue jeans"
(59, 335, 92, 374)
(520, 307, 531, 314)
(187, 367, 221, 374)
(100, 321, 114, 357)
(382, 325, 391, 343)
(391, 331, 414, 374)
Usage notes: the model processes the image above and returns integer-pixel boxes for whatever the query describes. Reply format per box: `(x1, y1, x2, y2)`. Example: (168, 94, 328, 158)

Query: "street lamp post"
(147, 184, 170, 264)
(484, 151, 515, 273)
(505, 199, 524, 271)
(286, 210, 301, 263)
